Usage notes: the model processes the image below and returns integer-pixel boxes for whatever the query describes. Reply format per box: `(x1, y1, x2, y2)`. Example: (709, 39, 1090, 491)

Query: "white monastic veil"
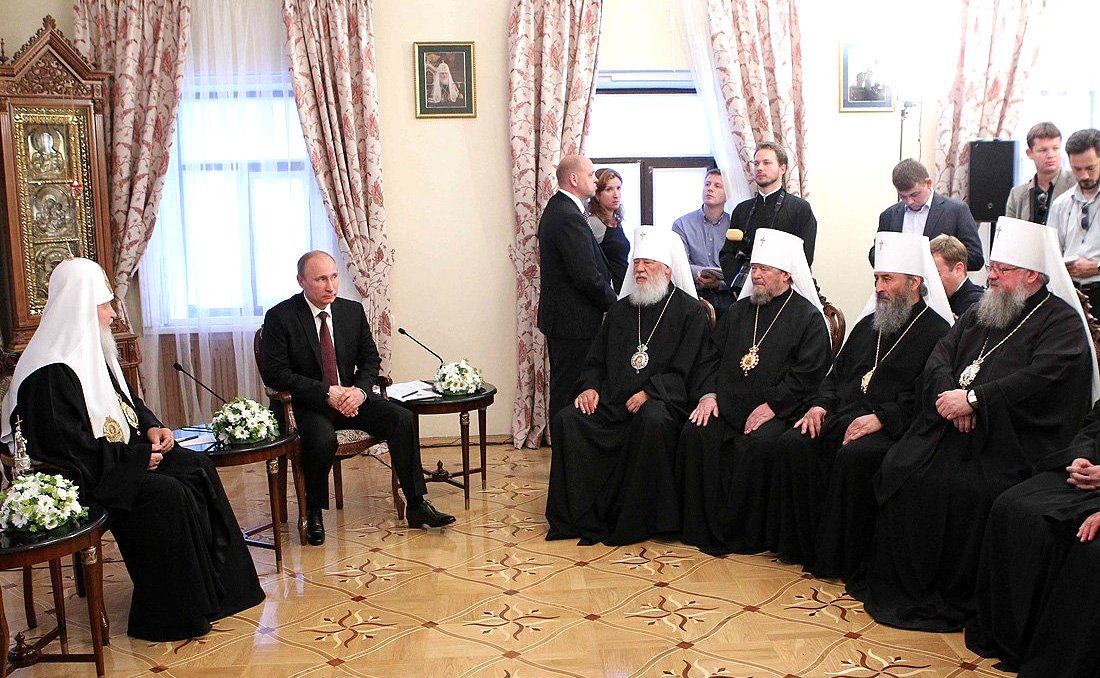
(992, 218, 1100, 401)
(619, 226, 699, 300)
(736, 229, 828, 340)
(854, 232, 955, 327)
(1, 258, 133, 448)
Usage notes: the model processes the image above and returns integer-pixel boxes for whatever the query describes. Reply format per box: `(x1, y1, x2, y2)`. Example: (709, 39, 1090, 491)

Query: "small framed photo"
(414, 42, 476, 118)
(839, 42, 893, 112)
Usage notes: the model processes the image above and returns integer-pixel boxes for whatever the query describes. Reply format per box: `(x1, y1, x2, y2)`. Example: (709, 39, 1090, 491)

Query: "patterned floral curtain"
(72, 0, 192, 303)
(702, 0, 808, 197)
(934, 0, 1048, 200)
(508, 0, 603, 449)
(283, 0, 395, 373)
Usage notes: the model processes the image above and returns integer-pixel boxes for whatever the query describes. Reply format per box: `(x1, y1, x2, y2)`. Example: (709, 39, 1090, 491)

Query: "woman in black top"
(586, 168, 630, 293)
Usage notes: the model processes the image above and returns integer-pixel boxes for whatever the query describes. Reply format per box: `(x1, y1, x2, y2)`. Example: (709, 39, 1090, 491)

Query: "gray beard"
(873, 295, 916, 334)
(975, 285, 1028, 329)
(630, 274, 671, 307)
(751, 287, 774, 306)
(100, 327, 120, 363)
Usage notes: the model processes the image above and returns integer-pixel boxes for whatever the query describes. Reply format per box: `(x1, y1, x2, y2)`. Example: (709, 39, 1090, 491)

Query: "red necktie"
(318, 311, 339, 386)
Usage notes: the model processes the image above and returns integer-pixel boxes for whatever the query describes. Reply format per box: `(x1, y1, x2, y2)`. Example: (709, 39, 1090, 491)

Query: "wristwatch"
(966, 389, 979, 408)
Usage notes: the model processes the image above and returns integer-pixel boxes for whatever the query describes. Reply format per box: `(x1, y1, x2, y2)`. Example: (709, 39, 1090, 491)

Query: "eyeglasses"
(985, 263, 1023, 275)
(1084, 203, 1091, 232)
(1036, 191, 1049, 223)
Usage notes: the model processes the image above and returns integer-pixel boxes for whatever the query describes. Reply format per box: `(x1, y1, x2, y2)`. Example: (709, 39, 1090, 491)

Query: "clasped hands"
(147, 426, 174, 470)
(574, 388, 649, 415)
(936, 389, 976, 433)
(328, 385, 366, 417)
(1068, 458, 1100, 542)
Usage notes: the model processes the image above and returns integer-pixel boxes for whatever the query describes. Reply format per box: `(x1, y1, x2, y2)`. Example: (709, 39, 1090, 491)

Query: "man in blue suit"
(870, 159, 984, 271)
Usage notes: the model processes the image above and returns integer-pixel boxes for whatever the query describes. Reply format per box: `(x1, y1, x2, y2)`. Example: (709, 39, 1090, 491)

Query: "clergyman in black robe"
(966, 400, 1100, 677)
(546, 228, 712, 546)
(767, 253, 951, 576)
(679, 229, 831, 556)
(851, 240, 1093, 631)
(1, 257, 264, 642)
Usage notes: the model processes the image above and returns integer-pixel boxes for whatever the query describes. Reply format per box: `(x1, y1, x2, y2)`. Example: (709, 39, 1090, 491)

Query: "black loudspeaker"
(968, 139, 1017, 222)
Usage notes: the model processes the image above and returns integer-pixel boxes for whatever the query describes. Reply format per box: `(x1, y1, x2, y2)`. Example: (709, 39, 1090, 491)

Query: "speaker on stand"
(968, 139, 1017, 250)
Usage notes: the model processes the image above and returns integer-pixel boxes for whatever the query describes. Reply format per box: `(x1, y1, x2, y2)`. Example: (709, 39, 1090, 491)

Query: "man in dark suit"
(261, 251, 454, 545)
(718, 141, 818, 294)
(930, 234, 984, 317)
(538, 154, 618, 421)
(870, 159, 984, 271)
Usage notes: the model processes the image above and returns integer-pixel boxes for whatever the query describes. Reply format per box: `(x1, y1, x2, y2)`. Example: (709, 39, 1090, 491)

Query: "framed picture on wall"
(414, 42, 476, 118)
(839, 42, 893, 112)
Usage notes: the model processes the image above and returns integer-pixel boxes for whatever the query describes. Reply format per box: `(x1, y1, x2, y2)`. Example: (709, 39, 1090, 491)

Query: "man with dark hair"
(930, 234, 984, 316)
(1005, 122, 1075, 224)
(871, 159, 983, 271)
(672, 169, 733, 317)
(261, 250, 455, 545)
(719, 142, 818, 294)
(1050, 128, 1100, 313)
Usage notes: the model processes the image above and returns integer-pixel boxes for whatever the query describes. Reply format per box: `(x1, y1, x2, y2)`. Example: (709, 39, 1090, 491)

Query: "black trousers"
(294, 397, 428, 510)
(547, 336, 593, 424)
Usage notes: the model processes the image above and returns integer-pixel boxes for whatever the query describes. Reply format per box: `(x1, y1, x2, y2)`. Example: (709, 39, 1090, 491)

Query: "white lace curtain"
(139, 0, 349, 425)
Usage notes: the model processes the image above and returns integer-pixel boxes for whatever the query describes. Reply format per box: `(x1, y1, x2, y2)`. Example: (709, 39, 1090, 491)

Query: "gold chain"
(861, 305, 929, 393)
(958, 293, 1051, 388)
(740, 288, 796, 375)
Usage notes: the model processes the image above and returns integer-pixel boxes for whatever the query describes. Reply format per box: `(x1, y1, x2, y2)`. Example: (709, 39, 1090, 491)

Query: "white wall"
(0, 3, 72, 57)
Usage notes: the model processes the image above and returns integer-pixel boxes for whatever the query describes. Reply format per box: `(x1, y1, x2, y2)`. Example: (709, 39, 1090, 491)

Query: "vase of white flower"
(0, 472, 89, 541)
(211, 397, 280, 446)
(434, 359, 484, 396)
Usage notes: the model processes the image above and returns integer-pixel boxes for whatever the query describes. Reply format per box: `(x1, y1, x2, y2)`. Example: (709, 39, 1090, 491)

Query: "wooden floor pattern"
(1, 444, 1015, 677)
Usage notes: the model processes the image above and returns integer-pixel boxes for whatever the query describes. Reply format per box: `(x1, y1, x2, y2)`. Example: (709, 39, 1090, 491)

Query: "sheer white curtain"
(675, 0, 753, 208)
(140, 0, 344, 425)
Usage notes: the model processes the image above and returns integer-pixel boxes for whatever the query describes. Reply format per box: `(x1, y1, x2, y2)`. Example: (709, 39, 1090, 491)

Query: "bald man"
(538, 154, 618, 421)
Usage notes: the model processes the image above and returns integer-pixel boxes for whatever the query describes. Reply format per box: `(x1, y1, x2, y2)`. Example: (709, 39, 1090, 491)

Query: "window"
(141, 76, 335, 331)
(586, 71, 717, 241)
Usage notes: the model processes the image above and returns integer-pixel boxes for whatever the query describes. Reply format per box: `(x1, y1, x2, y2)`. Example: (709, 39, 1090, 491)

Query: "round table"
(394, 384, 497, 510)
(173, 430, 306, 571)
(0, 508, 108, 677)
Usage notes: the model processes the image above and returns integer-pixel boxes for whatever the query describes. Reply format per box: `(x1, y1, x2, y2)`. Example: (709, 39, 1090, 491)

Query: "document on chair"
(388, 380, 438, 402)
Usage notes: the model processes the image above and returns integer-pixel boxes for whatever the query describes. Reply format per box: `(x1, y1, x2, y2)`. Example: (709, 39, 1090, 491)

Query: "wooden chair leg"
(333, 457, 344, 510)
(391, 467, 405, 520)
(277, 456, 288, 524)
(72, 552, 86, 598)
(22, 566, 36, 629)
(49, 559, 66, 651)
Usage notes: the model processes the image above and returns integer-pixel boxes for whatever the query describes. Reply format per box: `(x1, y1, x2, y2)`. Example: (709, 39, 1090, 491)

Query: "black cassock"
(546, 286, 712, 546)
(14, 363, 265, 642)
(678, 289, 831, 555)
(966, 401, 1100, 677)
(765, 300, 949, 575)
(851, 288, 1092, 631)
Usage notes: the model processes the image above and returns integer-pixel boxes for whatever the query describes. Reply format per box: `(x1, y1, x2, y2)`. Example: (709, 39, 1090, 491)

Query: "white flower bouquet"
(211, 397, 280, 445)
(0, 472, 89, 537)
(434, 359, 484, 395)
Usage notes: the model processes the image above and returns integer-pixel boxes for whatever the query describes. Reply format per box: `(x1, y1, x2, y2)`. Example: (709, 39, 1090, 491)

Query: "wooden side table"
(175, 429, 307, 571)
(394, 384, 497, 510)
(0, 508, 109, 677)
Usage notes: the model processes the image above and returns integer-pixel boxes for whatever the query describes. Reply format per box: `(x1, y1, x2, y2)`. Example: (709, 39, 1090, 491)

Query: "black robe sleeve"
(763, 311, 832, 419)
(15, 363, 152, 511)
(577, 315, 611, 394)
(641, 302, 713, 415)
(260, 307, 329, 410)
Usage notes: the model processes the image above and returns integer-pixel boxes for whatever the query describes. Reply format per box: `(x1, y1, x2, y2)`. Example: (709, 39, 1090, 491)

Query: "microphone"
(172, 362, 229, 405)
(397, 327, 444, 365)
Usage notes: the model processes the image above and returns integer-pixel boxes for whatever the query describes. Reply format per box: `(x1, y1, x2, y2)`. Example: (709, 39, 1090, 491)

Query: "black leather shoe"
(306, 508, 325, 545)
(406, 498, 456, 529)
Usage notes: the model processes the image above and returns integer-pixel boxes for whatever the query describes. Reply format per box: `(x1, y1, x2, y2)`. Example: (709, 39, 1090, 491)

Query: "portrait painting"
(840, 42, 893, 112)
(414, 42, 476, 118)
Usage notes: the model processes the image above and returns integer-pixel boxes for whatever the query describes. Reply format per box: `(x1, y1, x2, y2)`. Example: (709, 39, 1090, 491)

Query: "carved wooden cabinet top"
(0, 16, 115, 352)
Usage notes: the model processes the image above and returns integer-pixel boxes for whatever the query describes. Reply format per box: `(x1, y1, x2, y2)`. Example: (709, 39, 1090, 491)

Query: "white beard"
(100, 327, 120, 363)
(976, 285, 1027, 329)
(751, 287, 775, 306)
(873, 295, 915, 334)
(630, 273, 672, 307)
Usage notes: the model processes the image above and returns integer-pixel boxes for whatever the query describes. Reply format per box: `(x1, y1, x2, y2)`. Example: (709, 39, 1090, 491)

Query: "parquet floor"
(1, 444, 1015, 677)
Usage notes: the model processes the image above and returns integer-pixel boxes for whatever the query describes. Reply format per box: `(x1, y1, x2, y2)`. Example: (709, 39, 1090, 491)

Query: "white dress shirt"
(1051, 186, 1100, 285)
(902, 191, 934, 235)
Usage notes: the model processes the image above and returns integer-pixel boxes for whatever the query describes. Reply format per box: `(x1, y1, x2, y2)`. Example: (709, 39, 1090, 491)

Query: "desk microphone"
(397, 327, 445, 365)
(172, 362, 230, 405)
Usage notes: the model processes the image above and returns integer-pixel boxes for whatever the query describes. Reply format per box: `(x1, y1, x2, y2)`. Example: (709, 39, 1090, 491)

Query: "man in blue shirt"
(672, 169, 732, 318)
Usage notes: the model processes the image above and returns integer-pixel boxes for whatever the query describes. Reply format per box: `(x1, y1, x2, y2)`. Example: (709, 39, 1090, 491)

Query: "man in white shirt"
(1050, 128, 1100, 314)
